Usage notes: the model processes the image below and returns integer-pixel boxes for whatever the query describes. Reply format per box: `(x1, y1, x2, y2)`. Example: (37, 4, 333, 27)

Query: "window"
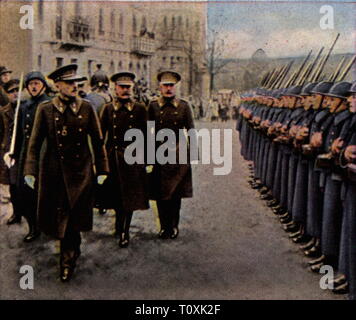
(75, 1, 81, 16)
(55, 4, 63, 40)
(111, 11, 115, 30)
(132, 14, 137, 34)
(186, 17, 189, 29)
(118, 61, 122, 69)
(99, 8, 104, 35)
(38, 0, 44, 23)
(71, 58, 78, 64)
(110, 61, 115, 73)
(56, 57, 64, 68)
(172, 16, 175, 29)
(119, 13, 124, 32)
(142, 16, 147, 29)
(129, 62, 133, 70)
(163, 16, 167, 29)
(195, 20, 200, 33)
(137, 63, 140, 70)
(88, 60, 94, 76)
(38, 55, 42, 69)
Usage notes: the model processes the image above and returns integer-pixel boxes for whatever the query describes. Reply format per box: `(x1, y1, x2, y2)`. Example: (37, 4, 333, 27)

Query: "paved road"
(0, 120, 345, 299)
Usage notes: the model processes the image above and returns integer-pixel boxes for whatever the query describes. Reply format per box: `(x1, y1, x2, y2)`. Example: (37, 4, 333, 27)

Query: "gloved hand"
(146, 165, 153, 173)
(3, 152, 15, 168)
(97, 175, 107, 185)
(24, 175, 35, 189)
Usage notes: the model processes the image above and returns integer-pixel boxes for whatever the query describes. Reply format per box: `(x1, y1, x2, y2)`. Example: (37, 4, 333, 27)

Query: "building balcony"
(59, 17, 95, 51)
(131, 37, 155, 56)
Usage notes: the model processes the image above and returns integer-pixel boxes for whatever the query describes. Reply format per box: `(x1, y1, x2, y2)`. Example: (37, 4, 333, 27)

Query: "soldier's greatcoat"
(148, 97, 194, 200)
(24, 96, 109, 238)
(99, 99, 149, 211)
(0, 103, 18, 185)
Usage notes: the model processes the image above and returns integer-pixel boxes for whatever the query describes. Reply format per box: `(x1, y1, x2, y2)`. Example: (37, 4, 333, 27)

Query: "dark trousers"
(156, 198, 182, 231)
(115, 208, 133, 236)
(60, 226, 81, 269)
(9, 184, 21, 218)
(19, 183, 38, 227)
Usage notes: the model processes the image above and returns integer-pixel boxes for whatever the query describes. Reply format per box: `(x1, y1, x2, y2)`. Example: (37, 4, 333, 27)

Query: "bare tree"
(206, 29, 230, 95)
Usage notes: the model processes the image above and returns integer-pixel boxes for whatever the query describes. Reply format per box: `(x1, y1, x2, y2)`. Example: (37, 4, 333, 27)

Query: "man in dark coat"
(147, 71, 196, 239)
(5, 72, 50, 242)
(87, 69, 113, 215)
(0, 66, 12, 107)
(24, 64, 109, 282)
(99, 72, 149, 247)
(0, 79, 21, 223)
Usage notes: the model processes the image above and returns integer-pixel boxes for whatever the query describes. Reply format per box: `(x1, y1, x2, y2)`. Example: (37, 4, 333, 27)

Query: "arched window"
(129, 62, 133, 70)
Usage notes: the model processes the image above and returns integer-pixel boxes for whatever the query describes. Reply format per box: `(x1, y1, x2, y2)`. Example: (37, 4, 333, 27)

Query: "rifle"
(304, 46, 324, 83)
(291, 50, 312, 86)
(312, 33, 340, 82)
(336, 55, 356, 81)
(278, 60, 294, 88)
(8, 72, 24, 155)
(329, 56, 346, 82)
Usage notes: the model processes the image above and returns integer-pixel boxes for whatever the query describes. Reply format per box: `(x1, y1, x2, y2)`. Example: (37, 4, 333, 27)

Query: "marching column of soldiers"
(236, 35, 356, 300)
(0, 63, 195, 282)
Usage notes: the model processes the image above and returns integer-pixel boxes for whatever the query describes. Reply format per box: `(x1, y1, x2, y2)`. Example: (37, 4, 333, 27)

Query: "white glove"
(24, 175, 35, 189)
(97, 175, 107, 185)
(4, 152, 15, 168)
(146, 165, 153, 173)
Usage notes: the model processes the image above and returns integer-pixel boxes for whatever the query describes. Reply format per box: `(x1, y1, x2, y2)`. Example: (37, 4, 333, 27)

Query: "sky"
(207, 1, 356, 59)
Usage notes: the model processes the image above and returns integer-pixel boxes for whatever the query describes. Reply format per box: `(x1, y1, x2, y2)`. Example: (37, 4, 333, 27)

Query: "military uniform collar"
(53, 95, 83, 114)
(3, 103, 15, 120)
(334, 110, 350, 126)
(113, 98, 134, 111)
(158, 96, 179, 108)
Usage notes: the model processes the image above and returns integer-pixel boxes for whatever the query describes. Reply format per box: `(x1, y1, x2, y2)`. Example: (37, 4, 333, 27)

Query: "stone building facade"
(0, 0, 209, 100)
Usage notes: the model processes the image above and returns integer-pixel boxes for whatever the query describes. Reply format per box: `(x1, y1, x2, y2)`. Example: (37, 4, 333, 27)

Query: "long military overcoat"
(24, 96, 109, 238)
(147, 97, 194, 200)
(99, 99, 149, 211)
(0, 103, 18, 185)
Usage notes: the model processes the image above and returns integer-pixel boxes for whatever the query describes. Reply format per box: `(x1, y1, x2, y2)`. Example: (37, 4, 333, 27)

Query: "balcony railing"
(60, 17, 94, 51)
(131, 37, 155, 56)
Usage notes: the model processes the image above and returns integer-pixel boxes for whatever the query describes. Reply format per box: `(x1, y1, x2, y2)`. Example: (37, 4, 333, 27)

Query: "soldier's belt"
(315, 152, 334, 169)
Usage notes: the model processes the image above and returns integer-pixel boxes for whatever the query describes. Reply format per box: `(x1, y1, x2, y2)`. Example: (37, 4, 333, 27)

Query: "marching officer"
(147, 71, 196, 239)
(5, 72, 50, 243)
(0, 79, 21, 225)
(99, 72, 149, 247)
(23, 64, 109, 282)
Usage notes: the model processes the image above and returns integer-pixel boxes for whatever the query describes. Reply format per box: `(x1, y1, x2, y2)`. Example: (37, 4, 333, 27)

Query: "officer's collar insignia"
(53, 96, 82, 114)
(114, 99, 134, 111)
(53, 96, 67, 114)
(158, 97, 179, 108)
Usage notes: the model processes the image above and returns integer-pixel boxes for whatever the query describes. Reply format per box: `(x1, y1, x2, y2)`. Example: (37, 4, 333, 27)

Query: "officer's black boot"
(170, 199, 181, 239)
(114, 210, 124, 238)
(157, 201, 170, 239)
(23, 215, 40, 243)
(7, 213, 22, 225)
(119, 211, 133, 248)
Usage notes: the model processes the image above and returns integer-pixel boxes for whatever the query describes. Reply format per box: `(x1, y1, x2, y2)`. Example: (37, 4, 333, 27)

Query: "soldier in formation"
(236, 44, 356, 299)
